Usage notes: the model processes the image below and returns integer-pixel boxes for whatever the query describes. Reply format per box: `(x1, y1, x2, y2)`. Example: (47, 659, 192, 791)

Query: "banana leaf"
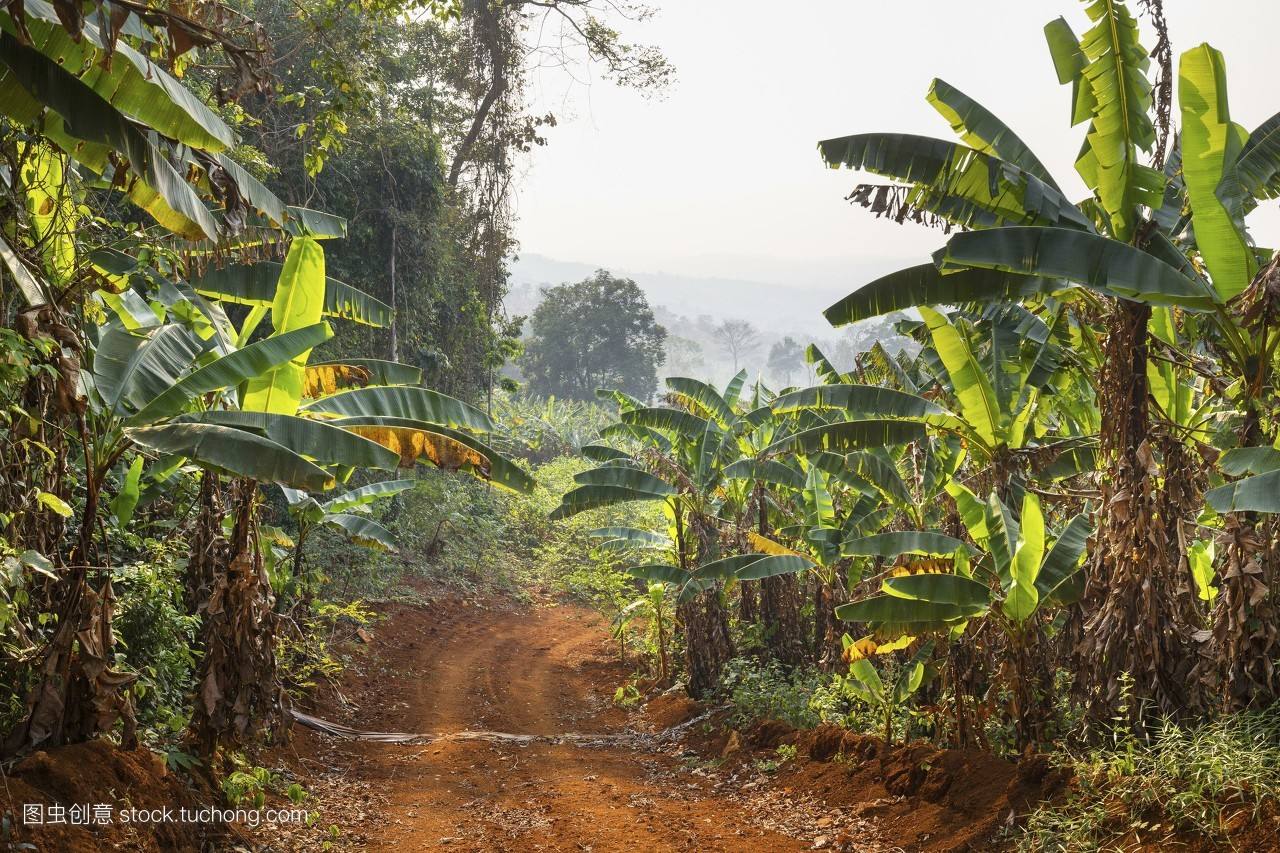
(128, 423, 332, 491)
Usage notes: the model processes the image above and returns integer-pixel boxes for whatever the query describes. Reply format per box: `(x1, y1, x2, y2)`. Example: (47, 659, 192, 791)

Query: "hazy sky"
(514, 0, 1280, 287)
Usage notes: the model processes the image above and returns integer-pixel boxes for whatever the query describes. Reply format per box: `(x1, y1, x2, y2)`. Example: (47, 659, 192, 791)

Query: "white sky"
(514, 0, 1280, 286)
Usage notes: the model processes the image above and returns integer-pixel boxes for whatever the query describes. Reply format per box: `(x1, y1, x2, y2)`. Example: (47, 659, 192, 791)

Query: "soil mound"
(3, 739, 227, 852)
(769, 725, 1069, 852)
(644, 692, 703, 730)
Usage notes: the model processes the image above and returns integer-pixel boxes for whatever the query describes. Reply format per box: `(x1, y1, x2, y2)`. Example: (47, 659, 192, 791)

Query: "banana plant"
(91, 245, 531, 497)
(277, 479, 416, 604)
(555, 375, 823, 694)
(610, 582, 672, 681)
(811, 0, 1280, 721)
(836, 638, 936, 747)
(837, 490, 1091, 747)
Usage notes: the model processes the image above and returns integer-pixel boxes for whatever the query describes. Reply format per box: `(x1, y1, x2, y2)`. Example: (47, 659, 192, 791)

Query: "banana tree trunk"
(1210, 397, 1280, 709)
(760, 573, 805, 667)
(738, 580, 758, 625)
(1077, 301, 1198, 727)
(188, 479, 288, 758)
(678, 587, 733, 699)
(814, 574, 846, 670)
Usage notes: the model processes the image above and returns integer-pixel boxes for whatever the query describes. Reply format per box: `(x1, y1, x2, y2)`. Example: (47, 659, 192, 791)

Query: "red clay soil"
(4, 594, 1064, 852)
(1, 738, 227, 852)
(261, 596, 825, 851)
(253, 593, 1056, 852)
(741, 723, 1069, 853)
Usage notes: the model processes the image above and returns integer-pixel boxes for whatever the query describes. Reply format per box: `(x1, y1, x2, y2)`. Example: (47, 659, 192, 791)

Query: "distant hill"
(507, 253, 907, 339)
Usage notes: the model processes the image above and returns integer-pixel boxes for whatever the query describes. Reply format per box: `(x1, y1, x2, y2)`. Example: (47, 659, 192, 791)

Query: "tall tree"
(767, 336, 806, 386)
(520, 271, 667, 401)
(713, 320, 761, 372)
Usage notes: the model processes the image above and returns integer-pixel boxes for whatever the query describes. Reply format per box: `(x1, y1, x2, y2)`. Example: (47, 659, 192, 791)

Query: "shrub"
(1015, 706, 1280, 851)
(720, 657, 824, 730)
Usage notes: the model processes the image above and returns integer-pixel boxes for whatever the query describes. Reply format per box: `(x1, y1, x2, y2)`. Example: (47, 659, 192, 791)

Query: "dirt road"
(278, 596, 875, 852)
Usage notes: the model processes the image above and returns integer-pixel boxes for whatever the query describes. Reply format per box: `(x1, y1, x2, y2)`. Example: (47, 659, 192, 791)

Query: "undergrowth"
(1014, 706, 1280, 851)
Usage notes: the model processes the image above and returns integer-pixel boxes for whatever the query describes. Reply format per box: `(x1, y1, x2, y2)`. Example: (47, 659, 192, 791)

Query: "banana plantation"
(3, 0, 1280, 850)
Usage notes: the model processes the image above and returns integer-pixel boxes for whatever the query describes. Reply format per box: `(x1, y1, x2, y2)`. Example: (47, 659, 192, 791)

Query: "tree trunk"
(813, 575, 846, 670)
(1208, 396, 1280, 709)
(388, 222, 399, 363)
(1076, 301, 1199, 728)
(760, 574, 805, 667)
(678, 587, 733, 699)
(2, 326, 135, 756)
(738, 580, 758, 625)
(188, 480, 288, 758)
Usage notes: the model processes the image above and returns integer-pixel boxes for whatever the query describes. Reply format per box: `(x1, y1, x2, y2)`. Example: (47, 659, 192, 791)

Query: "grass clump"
(1015, 705, 1280, 851)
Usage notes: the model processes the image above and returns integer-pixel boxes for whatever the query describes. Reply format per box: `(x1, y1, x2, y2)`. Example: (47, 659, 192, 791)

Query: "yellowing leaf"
(37, 491, 73, 517)
(350, 426, 487, 473)
(746, 530, 805, 559)
(303, 363, 371, 398)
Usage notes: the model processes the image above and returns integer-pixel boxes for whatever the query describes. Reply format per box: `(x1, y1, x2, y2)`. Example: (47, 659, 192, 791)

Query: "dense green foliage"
(0, 0, 666, 772)
(519, 270, 668, 402)
(3, 0, 1280, 848)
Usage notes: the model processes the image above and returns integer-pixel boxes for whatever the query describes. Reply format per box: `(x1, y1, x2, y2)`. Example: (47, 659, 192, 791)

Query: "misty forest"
(3, 0, 1280, 851)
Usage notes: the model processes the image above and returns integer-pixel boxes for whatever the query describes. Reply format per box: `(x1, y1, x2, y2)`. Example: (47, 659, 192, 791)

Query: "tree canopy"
(520, 271, 667, 402)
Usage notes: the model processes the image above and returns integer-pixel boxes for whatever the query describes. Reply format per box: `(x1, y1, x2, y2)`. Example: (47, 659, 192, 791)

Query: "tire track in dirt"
(284, 596, 831, 852)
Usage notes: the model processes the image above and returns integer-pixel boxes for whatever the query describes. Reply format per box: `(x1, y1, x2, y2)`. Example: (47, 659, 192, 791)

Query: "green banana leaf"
(1179, 43, 1255, 300)
(771, 383, 963, 431)
(1230, 111, 1280, 205)
(625, 564, 690, 585)
(128, 423, 332, 491)
(303, 386, 495, 433)
(620, 407, 712, 440)
(836, 594, 984, 624)
(2, 0, 234, 151)
(722, 459, 806, 490)
(942, 227, 1218, 309)
(843, 531, 975, 559)
(1206, 471, 1280, 514)
(1074, 0, 1160, 242)
(883, 573, 992, 608)
(322, 479, 418, 513)
(1219, 447, 1280, 477)
(723, 370, 748, 406)
(552, 484, 673, 520)
(325, 513, 397, 551)
(824, 262, 1067, 327)
(1036, 513, 1092, 604)
(110, 456, 144, 527)
(734, 554, 815, 581)
(666, 377, 735, 425)
(1043, 16, 1095, 126)
(176, 411, 399, 471)
(803, 344, 846, 385)
(846, 450, 913, 508)
(573, 466, 677, 495)
(588, 527, 671, 548)
(192, 262, 392, 328)
(581, 444, 631, 463)
(0, 33, 220, 240)
(919, 307, 1001, 448)
(1004, 492, 1045, 624)
(927, 78, 1060, 189)
(818, 132, 1089, 230)
(242, 238, 327, 414)
(764, 420, 925, 454)
(127, 322, 333, 426)
(94, 323, 208, 416)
